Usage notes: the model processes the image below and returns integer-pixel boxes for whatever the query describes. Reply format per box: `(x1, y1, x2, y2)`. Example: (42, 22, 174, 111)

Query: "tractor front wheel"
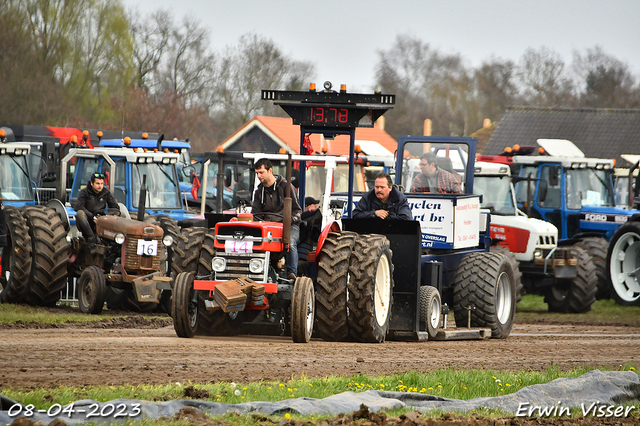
(291, 277, 315, 343)
(77, 266, 107, 314)
(0, 206, 32, 303)
(419, 286, 441, 339)
(172, 272, 198, 338)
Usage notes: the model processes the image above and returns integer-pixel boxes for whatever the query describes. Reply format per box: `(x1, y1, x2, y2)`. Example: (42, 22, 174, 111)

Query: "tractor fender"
(314, 221, 341, 262)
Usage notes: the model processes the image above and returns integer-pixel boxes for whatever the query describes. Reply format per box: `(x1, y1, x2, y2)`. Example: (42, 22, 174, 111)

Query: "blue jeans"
(285, 224, 300, 277)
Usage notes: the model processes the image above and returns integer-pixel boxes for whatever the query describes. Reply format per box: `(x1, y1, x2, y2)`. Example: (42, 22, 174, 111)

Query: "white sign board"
(453, 196, 481, 249)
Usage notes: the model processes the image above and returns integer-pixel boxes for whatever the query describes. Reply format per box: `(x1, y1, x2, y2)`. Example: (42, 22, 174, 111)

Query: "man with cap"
(304, 196, 320, 212)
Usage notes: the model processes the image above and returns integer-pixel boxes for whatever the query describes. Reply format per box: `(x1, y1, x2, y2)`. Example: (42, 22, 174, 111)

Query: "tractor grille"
(217, 225, 263, 239)
(538, 235, 556, 247)
(124, 236, 163, 271)
(215, 252, 270, 282)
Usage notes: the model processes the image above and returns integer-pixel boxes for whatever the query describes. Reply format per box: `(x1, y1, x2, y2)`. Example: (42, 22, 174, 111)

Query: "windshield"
(514, 166, 538, 205)
(0, 155, 33, 201)
(400, 142, 469, 193)
(474, 175, 515, 215)
(566, 168, 615, 209)
(132, 163, 181, 209)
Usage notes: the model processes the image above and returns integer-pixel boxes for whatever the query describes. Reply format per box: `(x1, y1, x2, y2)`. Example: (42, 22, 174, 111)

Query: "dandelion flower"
(631, 367, 636, 371)
(506, 384, 511, 387)
(309, 384, 313, 387)
(279, 383, 285, 387)
(230, 382, 237, 388)
(234, 390, 241, 396)
(285, 413, 291, 419)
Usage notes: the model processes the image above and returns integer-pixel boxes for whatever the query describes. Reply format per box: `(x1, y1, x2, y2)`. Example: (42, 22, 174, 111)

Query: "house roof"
(483, 107, 640, 166)
(221, 116, 398, 156)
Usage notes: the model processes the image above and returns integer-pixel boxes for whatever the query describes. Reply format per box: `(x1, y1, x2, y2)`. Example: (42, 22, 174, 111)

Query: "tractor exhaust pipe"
(156, 134, 164, 151)
(283, 153, 292, 249)
(137, 174, 148, 221)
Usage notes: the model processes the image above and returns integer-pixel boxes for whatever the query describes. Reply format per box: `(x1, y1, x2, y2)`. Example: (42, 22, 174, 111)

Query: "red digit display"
(304, 107, 349, 126)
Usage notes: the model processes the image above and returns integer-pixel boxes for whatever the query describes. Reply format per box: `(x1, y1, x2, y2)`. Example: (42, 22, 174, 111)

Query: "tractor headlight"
(211, 257, 226, 272)
(534, 248, 543, 258)
(114, 233, 126, 244)
(162, 235, 174, 247)
(249, 258, 264, 274)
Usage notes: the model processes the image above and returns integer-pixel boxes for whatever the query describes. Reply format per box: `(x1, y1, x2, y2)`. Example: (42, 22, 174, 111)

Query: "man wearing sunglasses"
(72, 172, 120, 244)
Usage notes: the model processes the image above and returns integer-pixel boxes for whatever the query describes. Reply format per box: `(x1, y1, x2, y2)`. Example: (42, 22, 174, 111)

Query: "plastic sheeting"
(1, 370, 638, 425)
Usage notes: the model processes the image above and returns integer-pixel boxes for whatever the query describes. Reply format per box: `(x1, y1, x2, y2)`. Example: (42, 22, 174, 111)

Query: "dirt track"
(2, 321, 639, 390)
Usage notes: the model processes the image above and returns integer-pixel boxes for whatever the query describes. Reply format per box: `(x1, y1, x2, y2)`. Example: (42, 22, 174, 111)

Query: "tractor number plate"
(137, 239, 158, 256)
(225, 239, 253, 254)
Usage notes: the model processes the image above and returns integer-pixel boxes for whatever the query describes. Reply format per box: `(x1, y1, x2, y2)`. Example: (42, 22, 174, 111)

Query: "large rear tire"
(348, 234, 394, 343)
(607, 221, 640, 306)
(77, 266, 106, 314)
(0, 206, 32, 303)
(419, 286, 441, 339)
(453, 252, 516, 339)
(544, 246, 597, 312)
(22, 206, 70, 306)
(314, 231, 356, 341)
(172, 227, 207, 276)
(490, 245, 523, 303)
(291, 276, 314, 343)
(172, 272, 198, 338)
(575, 237, 609, 300)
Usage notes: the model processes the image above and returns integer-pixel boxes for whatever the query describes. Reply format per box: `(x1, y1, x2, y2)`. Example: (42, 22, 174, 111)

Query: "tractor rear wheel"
(490, 245, 523, 303)
(172, 272, 198, 338)
(453, 252, 516, 339)
(419, 286, 441, 339)
(77, 266, 106, 314)
(291, 276, 315, 343)
(0, 206, 32, 303)
(314, 231, 356, 341)
(575, 237, 609, 299)
(172, 227, 207, 276)
(348, 234, 394, 343)
(195, 229, 241, 335)
(607, 221, 640, 306)
(544, 246, 597, 313)
(23, 206, 70, 306)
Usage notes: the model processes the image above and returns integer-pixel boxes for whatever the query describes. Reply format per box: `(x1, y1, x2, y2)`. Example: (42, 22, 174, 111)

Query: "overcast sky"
(122, 0, 640, 93)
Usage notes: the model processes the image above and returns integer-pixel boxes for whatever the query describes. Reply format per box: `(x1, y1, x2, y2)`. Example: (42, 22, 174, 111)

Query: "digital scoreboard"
(262, 83, 395, 130)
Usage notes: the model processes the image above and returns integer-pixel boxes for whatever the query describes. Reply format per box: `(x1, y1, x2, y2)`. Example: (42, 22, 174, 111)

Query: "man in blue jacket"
(353, 173, 412, 220)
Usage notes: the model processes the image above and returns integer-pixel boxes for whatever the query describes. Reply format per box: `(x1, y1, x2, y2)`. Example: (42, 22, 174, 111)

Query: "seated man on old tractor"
(72, 172, 121, 244)
(251, 158, 302, 279)
(411, 152, 462, 194)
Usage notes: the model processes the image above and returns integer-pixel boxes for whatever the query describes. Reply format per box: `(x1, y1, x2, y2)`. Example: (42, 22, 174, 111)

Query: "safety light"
(354, 144, 362, 154)
(82, 130, 89, 138)
(340, 84, 347, 93)
(164, 148, 169, 153)
(114, 233, 126, 244)
(513, 144, 520, 151)
(70, 135, 78, 143)
(538, 147, 545, 155)
(217, 145, 224, 153)
(279, 147, 287, 154)
(142, 132, 148, 140)
(124, 137, 131, 146)
(0, 129, 5, 138)
(97, 131, 103, 138)
(504, 147, 512, 153)
(309, 83, 316, 92)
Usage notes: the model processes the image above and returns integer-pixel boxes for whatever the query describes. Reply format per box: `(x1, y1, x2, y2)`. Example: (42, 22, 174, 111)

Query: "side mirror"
(538, 180, 548, 202)
(224, 168, 232, 188)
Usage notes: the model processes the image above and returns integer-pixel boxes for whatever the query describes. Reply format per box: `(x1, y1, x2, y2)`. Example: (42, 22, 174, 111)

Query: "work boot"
(287, 273, 296, 281)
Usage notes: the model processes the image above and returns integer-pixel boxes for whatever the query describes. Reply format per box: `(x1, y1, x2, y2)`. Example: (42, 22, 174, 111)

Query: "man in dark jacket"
(353, 173, 412, 220)
(72, 172, 120, 243)
(251, 158, 302, 279)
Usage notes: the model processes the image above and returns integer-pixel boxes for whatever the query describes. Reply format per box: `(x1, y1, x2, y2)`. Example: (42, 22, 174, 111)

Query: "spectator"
(304, 196, 320, 212)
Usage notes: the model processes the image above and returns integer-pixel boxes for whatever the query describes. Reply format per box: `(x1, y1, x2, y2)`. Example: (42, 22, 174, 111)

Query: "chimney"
(483, 118, 491, 128)
(423, 119, 432, 136)
(376, 115, 386, 131)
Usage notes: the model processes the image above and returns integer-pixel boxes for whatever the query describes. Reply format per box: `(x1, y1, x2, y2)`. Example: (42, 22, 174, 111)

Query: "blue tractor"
(509, 139, 639, 302)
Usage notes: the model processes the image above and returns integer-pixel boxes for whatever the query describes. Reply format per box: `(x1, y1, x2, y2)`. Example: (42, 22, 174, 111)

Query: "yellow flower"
(279, 384, 285, 387)
(631, 367, 636, 371)
(428, 387, 433, 390)
(287, 388, 292, 392)
(285, 413, 291, 419)
(506, 384, 511, 387)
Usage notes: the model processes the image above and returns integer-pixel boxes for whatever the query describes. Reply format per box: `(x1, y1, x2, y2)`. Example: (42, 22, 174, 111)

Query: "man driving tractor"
(72, 172, 121, 244)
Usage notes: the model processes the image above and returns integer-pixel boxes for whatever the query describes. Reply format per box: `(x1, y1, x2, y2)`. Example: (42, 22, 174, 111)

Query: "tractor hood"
(95, 216, 164, 240)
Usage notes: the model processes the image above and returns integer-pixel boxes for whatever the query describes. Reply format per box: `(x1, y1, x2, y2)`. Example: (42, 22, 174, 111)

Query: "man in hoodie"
(251, 158, 302, 279)
(353, 173, 412, 220)
(72, 172, 121, 244)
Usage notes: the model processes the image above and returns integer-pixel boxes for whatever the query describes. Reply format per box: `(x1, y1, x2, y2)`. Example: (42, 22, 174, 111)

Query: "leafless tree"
(515, 47, 576, 107)
(129, 9, 172, 92)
